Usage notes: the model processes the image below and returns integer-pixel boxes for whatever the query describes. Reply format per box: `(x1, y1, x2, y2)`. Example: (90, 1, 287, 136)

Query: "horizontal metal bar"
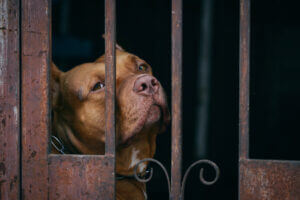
(240, 159, 300, 200)
(48, 154, 114, 199)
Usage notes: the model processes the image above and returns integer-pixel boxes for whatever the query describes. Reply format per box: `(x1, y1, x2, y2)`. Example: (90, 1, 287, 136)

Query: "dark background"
(52, 0, 300, 199)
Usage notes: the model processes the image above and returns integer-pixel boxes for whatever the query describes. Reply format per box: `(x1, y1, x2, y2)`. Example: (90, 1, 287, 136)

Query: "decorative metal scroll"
(134, 158, 220, 200)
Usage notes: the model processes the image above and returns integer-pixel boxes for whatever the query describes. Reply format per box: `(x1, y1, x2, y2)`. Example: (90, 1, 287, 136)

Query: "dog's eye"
(138, 65, 147, 72)
(92, 82, 105, 91)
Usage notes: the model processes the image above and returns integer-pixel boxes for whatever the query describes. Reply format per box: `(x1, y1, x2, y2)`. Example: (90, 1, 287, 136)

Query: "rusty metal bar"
(48, 154, 115, 199)
(105, 0, 116, 159)
(239, 0, 250, 159)
(0, 0, 20, 199)
(21, 0, 51, 199)
(171, 0, 183, 199)
(240, 159, 300, 200)
(105, 0, 116, 199)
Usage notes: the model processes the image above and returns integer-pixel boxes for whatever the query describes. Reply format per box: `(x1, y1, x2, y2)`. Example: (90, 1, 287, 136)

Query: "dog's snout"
(133, 75, 159, 96)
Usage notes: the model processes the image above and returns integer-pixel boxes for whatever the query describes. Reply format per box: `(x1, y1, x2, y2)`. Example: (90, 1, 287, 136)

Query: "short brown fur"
(51, 49, 170, 199)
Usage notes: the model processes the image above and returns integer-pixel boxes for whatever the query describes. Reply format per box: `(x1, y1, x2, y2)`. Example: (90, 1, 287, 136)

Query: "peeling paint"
(240, 159, 300, 200)
(0, 0, 7, 86)
(13, 106, 17, 124)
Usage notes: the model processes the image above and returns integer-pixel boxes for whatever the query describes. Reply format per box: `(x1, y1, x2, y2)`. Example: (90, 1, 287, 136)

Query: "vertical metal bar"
(105, 0, 116, 164)
(171, 0, 182, 199)
(21, 0, 51, 199)
(0, 0, 20, 199)
(239, 0, 250, 159)
(195, 0, 214, 158)
(105, 0, 116, 199)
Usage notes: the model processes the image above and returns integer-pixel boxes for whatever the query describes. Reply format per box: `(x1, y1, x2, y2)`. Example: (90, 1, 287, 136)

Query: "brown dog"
(51, 47, 170, 199)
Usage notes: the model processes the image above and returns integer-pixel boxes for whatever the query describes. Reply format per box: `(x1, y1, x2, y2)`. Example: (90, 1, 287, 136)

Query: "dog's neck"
(53, 115, 158, 175)
(53, 114, 158, 200)
(115, 128, 158, 200)
(116, 127, 158, 175)
(52, 114, 105, 154)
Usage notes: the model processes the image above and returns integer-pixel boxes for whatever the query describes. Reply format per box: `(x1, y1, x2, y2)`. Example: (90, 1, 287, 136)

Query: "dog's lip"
(119, 102, 169, 146)
(136, 100, 170, 132)
(156, 103, 170, 132)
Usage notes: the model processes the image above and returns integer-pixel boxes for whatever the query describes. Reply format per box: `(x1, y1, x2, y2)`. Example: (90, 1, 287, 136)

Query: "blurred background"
(52, 0, 300, 199)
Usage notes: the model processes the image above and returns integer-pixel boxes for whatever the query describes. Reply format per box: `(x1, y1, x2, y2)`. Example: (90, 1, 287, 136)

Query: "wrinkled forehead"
(115, 52, 152, 76)
(63, 62, 105, 83)
(63, 52, 152, 84)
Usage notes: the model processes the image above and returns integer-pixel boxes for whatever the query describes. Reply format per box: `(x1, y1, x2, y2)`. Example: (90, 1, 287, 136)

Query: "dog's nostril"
(151, 79, 157, 86)
(141, 83, 147, 91)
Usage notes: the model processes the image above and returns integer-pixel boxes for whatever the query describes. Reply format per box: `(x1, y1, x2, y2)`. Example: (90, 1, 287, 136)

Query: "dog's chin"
(144, 105, 162, 127)
(120, 104, 167, 146)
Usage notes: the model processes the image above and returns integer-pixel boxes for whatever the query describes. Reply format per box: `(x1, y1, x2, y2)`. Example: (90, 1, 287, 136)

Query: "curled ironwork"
(180, 159, 220, 200)
(133, 158, 219, 200)
(133, 158, 171, 195)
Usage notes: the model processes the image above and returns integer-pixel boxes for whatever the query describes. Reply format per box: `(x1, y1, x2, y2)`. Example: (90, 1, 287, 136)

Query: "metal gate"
(0, 0, 299, 199)
(239, 0, 300, 199)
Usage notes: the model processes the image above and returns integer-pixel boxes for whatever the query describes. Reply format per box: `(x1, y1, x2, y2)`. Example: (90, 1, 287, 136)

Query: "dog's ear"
(101, 34, 125, 51)
(51, 62, 63, 108)
(95, 35, 125, 63)
(115, 43, 125, 51)
(94, 45, 125, 63)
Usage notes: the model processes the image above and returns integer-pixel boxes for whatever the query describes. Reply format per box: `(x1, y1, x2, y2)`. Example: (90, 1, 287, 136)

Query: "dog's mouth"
(146, 103, 170, 132)
(120, 102, 170, 146)
(144, 104, 162, 126)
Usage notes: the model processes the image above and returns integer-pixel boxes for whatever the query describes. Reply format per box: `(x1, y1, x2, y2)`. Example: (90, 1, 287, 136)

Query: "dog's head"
(51, 49, 170, 154)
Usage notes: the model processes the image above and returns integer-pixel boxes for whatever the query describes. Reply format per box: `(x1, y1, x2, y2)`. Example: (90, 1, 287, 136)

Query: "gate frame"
(238, 0, 300, 199)
(0, 0, 219, 199)
(2, 0, 299, 199)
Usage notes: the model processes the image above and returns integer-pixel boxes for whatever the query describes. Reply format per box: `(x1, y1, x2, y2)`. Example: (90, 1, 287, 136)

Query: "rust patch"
(240, 159, 300, 200)
(49, 155, 114, 200)
(171, 0, 183, 199)
(1, 118, 5, 127)
(21, 0, 51, 199)
(30, 151, 36, 158)
(0, 0, 20, 199)
(0, 163, 6, 175)
(0, 180, 7, 198)
(239, 0, 250, 159)
(9, 176, 17, 191)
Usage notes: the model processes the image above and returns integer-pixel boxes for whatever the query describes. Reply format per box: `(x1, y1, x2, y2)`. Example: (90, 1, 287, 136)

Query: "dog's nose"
(133, 75, 159, 96)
